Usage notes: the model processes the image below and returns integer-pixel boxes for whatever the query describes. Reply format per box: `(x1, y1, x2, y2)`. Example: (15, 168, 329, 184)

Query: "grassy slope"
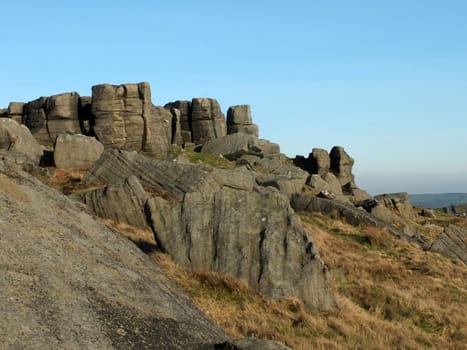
(148, 213, 467, 350)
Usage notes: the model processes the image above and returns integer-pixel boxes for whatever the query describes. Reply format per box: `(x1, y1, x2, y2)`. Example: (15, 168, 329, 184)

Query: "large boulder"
(0, 119, 43, 163)
(0, 157, 229, 350)
(7, 102, 25, 124)
(190, 98, 227, 144)
(309, 148, 331, 176)
(164, 100, 192, 143)
(201, 133, 260, 159)
(226, 105, 259, 137)
(83, 175, 149, 228)
(329, 146, 355, 186)
(374, 192, 415, 219)
(84, 150, 335, 311)
(54, 134, 104, 169)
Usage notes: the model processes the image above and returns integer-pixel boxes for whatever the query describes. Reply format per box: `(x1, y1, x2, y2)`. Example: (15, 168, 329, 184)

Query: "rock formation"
(226, 105, 259, 137)
(0, 156, 229, 350)
(429, 225, 467, 263)
(54, 134, 104, 169)
(374, 192, 415, 219)
(0, 118, 43, 163)
(83, 149, 335, 311)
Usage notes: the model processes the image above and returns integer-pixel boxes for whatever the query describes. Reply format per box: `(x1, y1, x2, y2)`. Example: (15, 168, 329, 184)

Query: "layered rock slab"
(84, 150, 335, 310)
(429, 225, 467, 263)
(0, 158, 228, 350)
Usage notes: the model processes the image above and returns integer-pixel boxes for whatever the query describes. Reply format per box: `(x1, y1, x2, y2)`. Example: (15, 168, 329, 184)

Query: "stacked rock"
(164, 100, 192, 144)
(226, 105, 259, 137)
(190, 98, 227, 144)
(7, 102, 25, 124)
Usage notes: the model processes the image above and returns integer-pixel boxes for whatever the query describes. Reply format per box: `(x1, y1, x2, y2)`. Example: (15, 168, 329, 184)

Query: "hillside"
(410, 193, 467, 209)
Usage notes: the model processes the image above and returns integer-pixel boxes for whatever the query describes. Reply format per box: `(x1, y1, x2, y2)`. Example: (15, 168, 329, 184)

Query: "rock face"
(0, 119, 43, 163)
(0, 158, 229, 350)
(329, 146, 355, 186)
(82, 175, 149, 228)
(84, 149, 335, 311)
(191, 98, 227, 144)
(374, 192, 415, 219)
(226, 105, 259, 137)
(22, 93, 81, 146)
(429, 225, 467, 263)
(164, 100, 192, 144)
(54, 134, 104, 169)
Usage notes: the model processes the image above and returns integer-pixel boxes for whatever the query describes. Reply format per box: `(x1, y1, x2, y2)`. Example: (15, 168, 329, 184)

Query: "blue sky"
(1, 1, 466, 194)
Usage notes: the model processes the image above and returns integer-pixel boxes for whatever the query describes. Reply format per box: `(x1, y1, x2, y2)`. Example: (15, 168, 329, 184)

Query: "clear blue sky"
(1, 1, 466, 194)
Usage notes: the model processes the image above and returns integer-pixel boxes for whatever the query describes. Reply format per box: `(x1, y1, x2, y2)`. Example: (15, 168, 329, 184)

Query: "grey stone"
(0, 118, 43, 163)
(322, 172, 343, 195)
(420, 208, 436, 218)
(307, 174, 332, 193)
(374, 192, 415, 219)
(7, 102, 25, 116)
(429, 225, 467, 263)
(256, 139, 280, 157)
(226, 105, 252, 125)
(329, 146, 355, 186)
(147, 186, 335, 311)
(227, 124, 259, 137)
(167, 107, 184, 145)
(91, 82, 168, 154)
(0, 158, 229, 350)
(191, 98, 227, 144)
(201, 133, 260, 159)
(22, 97, 50, 145)
(164, 100, 192, 134)
(84, 149, 220, 202)
(309, 148, 330, 176)
(83, 175, 149, 228)
(53, 134, 104, 169)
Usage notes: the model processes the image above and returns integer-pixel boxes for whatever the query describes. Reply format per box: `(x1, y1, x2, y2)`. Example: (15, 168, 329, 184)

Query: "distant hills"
(409, 193, 467, 209)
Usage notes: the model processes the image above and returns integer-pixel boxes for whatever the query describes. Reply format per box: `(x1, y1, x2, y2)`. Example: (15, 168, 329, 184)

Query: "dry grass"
(37, 167, 105, 195)
(101, 219, 157, 253)
(146, 213, 466, 350)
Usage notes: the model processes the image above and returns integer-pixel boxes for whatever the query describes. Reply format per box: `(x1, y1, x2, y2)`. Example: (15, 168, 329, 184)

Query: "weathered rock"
(227, 124, 259, 137)
(429, 225, 467, 263)
(329, 146, 355, 186)
(374, 192, 415, 219)
(307, 174, 332, 194)
(0, 158, 229, 350)
(0, 119, 43, 163)
(53, 134, 104, 169)
(22, 93, 81, 146)
(164, 100, 192, 139)
(191, 98, 227, 144)
(201, 133, 260, 159)
(254, 157, 309, 196)
(84, 149, 220, 202)
(420, 208, 436, 218)
(309, 148, 331, 176)
(167, 107, 184, 145)
(147, 186, 335, 311)
(83, 175, 149, 228)
(256, 139, 280, 157)
(91, 82, 169, 154)
(227, 105, 252, 126)
(22, 97, 50, 145)
(78, 96, 93, 135)
(85, 149, 335, 310)
(7, 102, 24, 124)
(322, 172, 343, 195)
(343, 182, 372, 203)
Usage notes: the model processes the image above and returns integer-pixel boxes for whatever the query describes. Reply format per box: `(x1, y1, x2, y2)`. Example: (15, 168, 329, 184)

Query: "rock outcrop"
(84, 149, 335, 311)
(54, 134, 104, 169)
(190, 98, 227, 144)
(22, 93, 82, 146)
(429, 225, 467, 263)
(226, 105, 259, 137)
(0, 157, 229, 350)
(0, 118, 43, 163)
(374, 192, 415, 219)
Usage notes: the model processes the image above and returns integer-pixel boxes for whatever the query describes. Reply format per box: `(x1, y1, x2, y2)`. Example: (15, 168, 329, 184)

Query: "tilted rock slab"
(84, 149, 335, 310)
(0, 157, 229, 350)
(374, 192, 415, 219)
(429, 225, 467, 263)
